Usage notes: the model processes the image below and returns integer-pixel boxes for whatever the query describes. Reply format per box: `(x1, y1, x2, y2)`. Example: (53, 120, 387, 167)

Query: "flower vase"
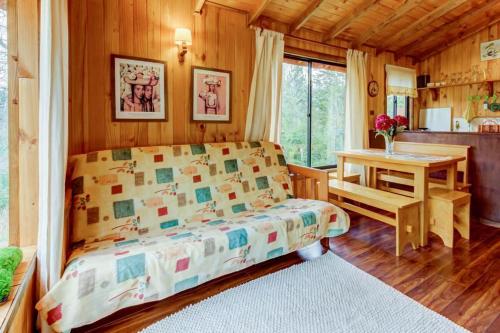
(384, 136, 394, 155)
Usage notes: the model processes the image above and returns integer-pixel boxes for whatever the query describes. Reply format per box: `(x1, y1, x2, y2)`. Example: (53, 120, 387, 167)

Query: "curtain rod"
(249, 25, 349, 52)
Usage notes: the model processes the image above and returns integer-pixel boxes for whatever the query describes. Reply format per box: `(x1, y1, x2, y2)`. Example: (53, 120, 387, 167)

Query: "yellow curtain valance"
(385, 64, 418, 98)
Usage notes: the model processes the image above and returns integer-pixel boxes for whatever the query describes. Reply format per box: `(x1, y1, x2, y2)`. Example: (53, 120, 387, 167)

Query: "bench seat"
(329, 179, 420, 256)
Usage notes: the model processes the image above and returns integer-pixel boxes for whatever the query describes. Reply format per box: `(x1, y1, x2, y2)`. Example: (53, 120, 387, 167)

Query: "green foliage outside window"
(280, 59, 346, 168)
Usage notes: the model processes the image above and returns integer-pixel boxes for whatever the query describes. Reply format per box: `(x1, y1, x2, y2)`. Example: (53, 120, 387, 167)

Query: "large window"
(280, 55, 346, 168)
(0, 5, 7, 245)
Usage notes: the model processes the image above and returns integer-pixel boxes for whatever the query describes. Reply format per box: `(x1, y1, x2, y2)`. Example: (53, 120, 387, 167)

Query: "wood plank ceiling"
(202, 0, 500, 60)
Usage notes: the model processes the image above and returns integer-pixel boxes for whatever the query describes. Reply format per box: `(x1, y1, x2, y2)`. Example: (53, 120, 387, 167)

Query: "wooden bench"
(325, 168, 361, 184)
(376, 142, 471, 193)
(428, 187, 470, 248)
(329, 179, 421, 256)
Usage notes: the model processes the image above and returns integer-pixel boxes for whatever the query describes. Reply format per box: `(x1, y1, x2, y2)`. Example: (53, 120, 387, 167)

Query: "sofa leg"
(320, 237, 330, 251)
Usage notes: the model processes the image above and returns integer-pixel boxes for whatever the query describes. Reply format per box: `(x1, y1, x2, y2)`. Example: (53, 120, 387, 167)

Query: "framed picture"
(192, 66, 231, 123)
(112, 54, 167, 121)
(480, 39, 500, 61)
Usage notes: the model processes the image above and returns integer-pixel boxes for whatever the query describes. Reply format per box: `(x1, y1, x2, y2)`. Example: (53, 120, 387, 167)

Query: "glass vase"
(384, 136, 394, 155)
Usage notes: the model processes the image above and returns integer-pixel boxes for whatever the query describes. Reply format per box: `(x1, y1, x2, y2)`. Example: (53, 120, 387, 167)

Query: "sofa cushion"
(36, 198, 350, 332)
(70, 142, 294, 243)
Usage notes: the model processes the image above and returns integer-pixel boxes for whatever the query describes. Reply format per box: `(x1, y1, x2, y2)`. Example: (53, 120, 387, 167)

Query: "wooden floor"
(76, 217, 500, 333)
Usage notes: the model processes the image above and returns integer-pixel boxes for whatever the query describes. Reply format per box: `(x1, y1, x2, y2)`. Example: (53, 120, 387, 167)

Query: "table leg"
(368, 167, 377, 188)
(414, 168, 429, 246)
(445, 163, 458, 190)
(337, 156, 345, 181)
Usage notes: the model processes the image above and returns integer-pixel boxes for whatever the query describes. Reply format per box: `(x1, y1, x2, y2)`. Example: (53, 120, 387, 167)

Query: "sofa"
(36, 141, 350, 332)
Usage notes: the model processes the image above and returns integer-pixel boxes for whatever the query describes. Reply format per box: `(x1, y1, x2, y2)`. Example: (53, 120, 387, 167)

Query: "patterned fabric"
(35, 142, 350, 332)
(70, 142, 294, 243)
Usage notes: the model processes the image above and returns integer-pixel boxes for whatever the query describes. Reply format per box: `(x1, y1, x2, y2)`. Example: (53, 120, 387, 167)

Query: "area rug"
(141, 252, 469, 333)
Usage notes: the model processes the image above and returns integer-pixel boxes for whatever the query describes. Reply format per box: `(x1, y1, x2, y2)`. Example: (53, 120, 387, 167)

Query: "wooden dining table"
(335, 149, 465, 246)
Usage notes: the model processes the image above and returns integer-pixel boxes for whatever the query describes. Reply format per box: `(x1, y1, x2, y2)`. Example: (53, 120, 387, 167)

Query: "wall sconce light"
(175, 28, 192, 63)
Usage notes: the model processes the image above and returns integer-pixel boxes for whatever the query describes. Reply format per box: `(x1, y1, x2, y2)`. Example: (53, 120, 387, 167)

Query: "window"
(386, 95, 410, 119)
(0, 5, 7, 245)
(280, 55, 346, 168)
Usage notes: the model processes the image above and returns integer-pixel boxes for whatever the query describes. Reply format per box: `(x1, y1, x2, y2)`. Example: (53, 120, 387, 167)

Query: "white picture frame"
(112, 55, 167, 121)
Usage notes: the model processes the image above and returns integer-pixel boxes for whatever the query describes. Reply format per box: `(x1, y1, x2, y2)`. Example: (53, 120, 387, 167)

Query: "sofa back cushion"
(70, 141, 293, 243)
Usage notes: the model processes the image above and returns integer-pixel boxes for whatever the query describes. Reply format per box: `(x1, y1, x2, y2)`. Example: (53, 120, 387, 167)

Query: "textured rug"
(141, 252, 469, 333)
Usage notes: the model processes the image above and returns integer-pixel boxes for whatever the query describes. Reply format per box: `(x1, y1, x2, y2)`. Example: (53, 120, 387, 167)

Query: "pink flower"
(394, 115, 408, 126)
(375, 114, 393, 131)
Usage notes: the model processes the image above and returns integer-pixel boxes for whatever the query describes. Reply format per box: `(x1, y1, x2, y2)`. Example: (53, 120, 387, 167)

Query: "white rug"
(141, 252, 469, 333)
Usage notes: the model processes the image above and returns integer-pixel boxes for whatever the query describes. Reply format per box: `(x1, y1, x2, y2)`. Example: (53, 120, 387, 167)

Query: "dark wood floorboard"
(74, 216, 500, 333)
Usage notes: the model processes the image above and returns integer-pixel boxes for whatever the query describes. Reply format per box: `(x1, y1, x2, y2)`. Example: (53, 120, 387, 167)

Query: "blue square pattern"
(226, 228, 248, 250)
(195, 187, 213, 203)
(267, 247, 284, 259)
(160, 219, 179, 229)
(224, 159, 239, 173)
(232, 203, 247, 214)
(116, 253, 146, 283)
(175, 276, 199, 292)
(190, 144, 206, 155)
(156, 168, 174, 184)
(113, 199, 135, 219)
(300, 211, 317, 227)
(112, 148, 132, 161)
(256, 176, 269, 190)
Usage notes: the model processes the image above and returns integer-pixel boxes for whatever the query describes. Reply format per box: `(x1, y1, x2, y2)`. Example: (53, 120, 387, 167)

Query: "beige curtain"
(37, 0, 68, 330)
(344, 49, 368, 180)
(385, 64, 418, 97)
(244, 29, 284, 142)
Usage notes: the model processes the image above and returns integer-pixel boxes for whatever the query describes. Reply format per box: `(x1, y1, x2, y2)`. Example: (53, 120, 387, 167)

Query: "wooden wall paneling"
(416, 23, 500, 124)
(146, 0, 162, 146)
(12, 0, 38, 246)
(104, 0, 121, 149)
(69, 1, 254, 154)
(7, 0, 19, 245)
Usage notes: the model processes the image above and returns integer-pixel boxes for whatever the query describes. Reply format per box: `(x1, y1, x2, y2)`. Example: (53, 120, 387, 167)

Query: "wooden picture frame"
(191, 66, 232, 123)
(111, 54, 167, 121)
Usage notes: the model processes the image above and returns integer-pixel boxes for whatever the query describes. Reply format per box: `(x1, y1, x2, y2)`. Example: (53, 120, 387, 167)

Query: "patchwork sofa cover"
(36, 141, 350, 332)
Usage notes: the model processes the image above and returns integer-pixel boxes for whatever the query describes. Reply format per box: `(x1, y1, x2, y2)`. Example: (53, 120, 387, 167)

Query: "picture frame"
(111, 54, 167, 121)
(480, 39, 500, 61)
(191, 66, 232, 123)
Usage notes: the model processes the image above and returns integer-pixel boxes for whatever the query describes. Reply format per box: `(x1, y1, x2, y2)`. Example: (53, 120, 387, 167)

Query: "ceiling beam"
(248, 0, 272, 25)
(194, 0, 206, 14)
(376, 0, 468, 52)
(398, 0, 499, 57)
(289, 0, 327, 33)
(323, 0, 380, 43)
(351, 0, 424, 49)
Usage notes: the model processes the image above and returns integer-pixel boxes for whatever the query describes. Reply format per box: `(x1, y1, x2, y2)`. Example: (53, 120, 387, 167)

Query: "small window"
(387, 95, 410, 127)
(0, 5, 8, 246)
(280, 55, 346, 168)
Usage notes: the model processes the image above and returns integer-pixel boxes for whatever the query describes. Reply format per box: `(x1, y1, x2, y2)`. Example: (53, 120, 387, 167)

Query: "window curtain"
(244, 29, 284, 142)
(37, 0, 68, 330)
(344, 49, 368, 181)
(385, 64, 417, 97)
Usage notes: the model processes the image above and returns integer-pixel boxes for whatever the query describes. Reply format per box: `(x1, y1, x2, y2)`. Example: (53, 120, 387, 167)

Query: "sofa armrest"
(287, 163, 329, 201)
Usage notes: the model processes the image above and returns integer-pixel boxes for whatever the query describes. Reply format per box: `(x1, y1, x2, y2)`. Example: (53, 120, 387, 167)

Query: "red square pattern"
(222, 148, 230, 155)
(282, 183, 289, 190)
(175, 257, 190, 272)
(268, 231, 277, 243)
(158, 207, 168, 216)
(46, 303, 63, 325)
(329, 214, 337, 222)
(193, 175, 202, 183)
(228, 192, 236, 200)
(154, 154, 164, 162)
(111, 184, 123, 194)
(253, 165, 260, 173)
